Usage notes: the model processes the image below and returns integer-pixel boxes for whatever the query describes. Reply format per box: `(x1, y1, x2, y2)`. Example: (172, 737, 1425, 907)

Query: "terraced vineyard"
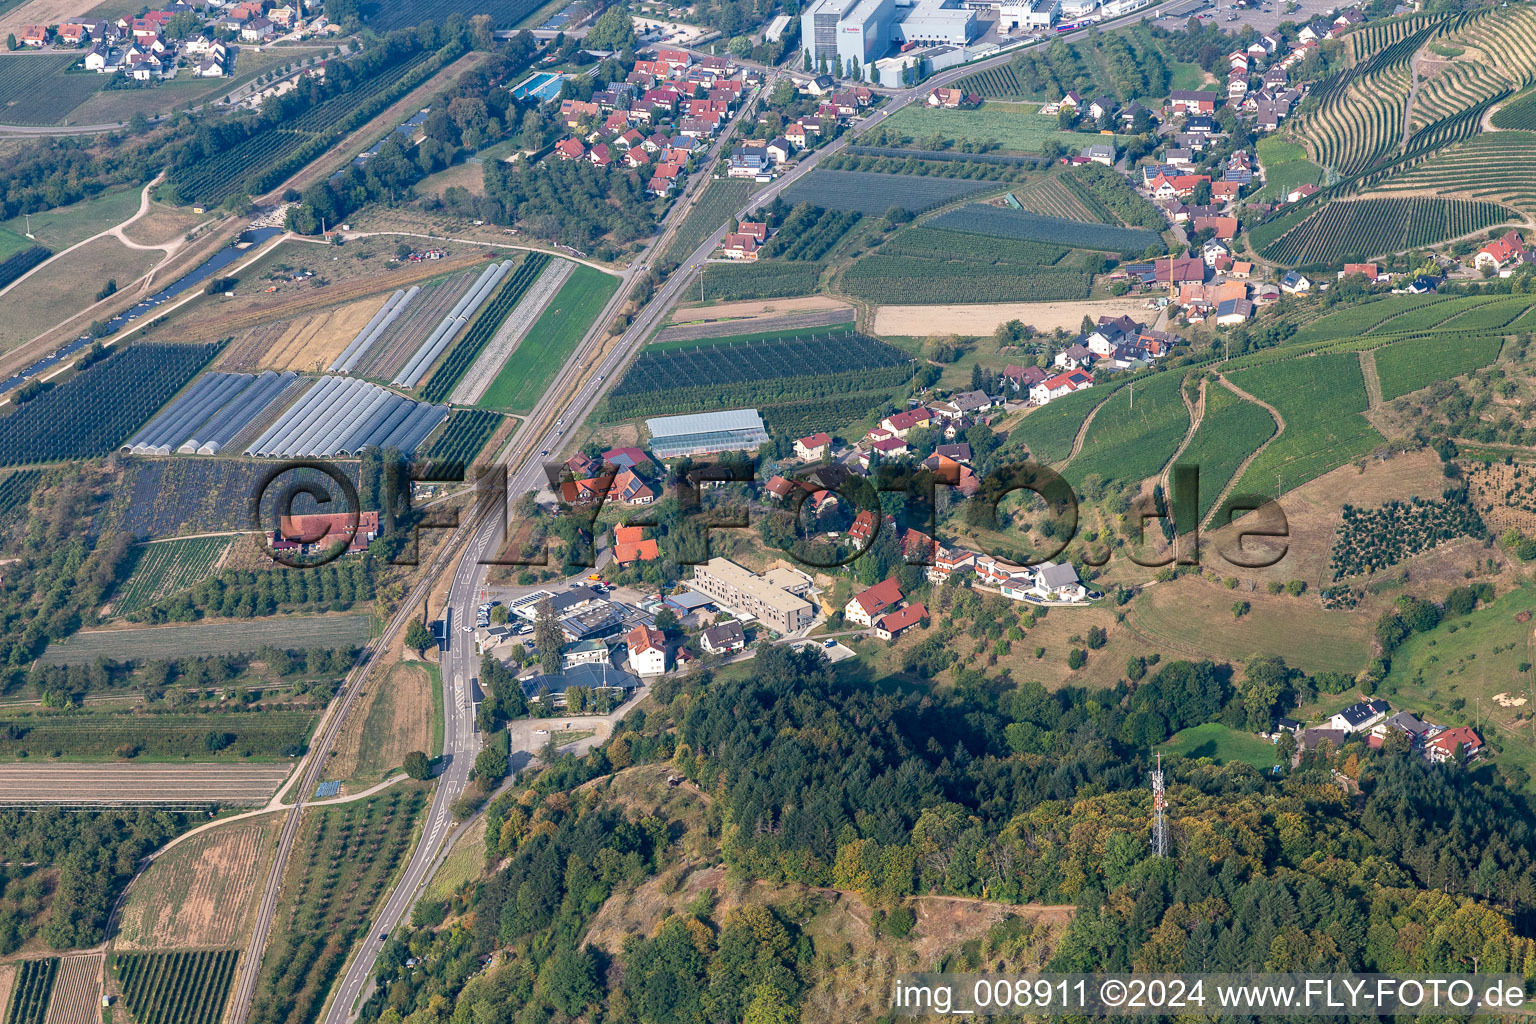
(1374, 333, 1504, 400)
(1367, 131, 1536, 217)
(1305, 63, 1411, 176)
(1177, 384, 1279, 524)
(1410, 60, 1512, 134)
(1065, 371, 1189, 489)
(1259, 197, 1512, 265)
(1227, 353, 1384, 499)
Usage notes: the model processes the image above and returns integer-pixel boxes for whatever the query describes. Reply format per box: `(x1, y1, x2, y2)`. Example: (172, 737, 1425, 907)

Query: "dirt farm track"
(0, 764, 291, 805)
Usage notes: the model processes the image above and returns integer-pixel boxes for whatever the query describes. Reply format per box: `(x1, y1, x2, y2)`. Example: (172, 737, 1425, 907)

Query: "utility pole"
(1151, 753, 1168, 857)
(23, 213, 31, 239)
(1129, 382, 1133, 410)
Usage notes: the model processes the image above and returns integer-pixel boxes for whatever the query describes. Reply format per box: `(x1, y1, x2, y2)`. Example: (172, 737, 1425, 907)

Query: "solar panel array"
(244, 375, 448, 458)
(122, 370, 299, 457)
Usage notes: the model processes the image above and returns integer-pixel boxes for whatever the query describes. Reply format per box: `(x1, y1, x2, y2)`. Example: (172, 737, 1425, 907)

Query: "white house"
(1329, 699, 1390, 734)
(844, 578, 903, 627)
(1030, 561, 1087, 602)
(625, 624, 667, 676)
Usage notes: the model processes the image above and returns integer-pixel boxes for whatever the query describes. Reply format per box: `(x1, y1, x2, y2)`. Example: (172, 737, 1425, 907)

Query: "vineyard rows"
(112, 537, 231, 617)
(878, 226, 1069, 265)
(928, 204, 1161, 254)
(420, 254, 549, 403)
(5, 959, 55, 1024)
(1449, 6, 1536, 88)
(1259, 197, 1511, 265)
(0, 470, 42, 521)
(1492, 92, 1536, 129)
(1176, 383, 1279, 523)
(958, 63, 1030, 98)
(366, 0, 542, 31)
(840, 256, 1090, 303)
(1411, 61, 1511, 133)
(418, 409, 502, 480)
(0, 708, 317, 760)
(1370, 131, 1536, 217)
(700, 262, 822, 301)
(0, 343, 220, 467)
(781, 169, 993, 214)
(170, 46, 445, 204)
(43, 955, 102, 1024)
(116, 949, 239, 1024)
(1011, 177, 1101, 222)
(0, 247, 49, 291)
(662, 178, 754, 263)
(1374, 333, 1504, 400)
(759, 207, 862, 261)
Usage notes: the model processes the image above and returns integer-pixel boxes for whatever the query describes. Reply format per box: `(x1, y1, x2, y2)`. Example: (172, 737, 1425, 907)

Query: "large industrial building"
(802, 0, 979, 75)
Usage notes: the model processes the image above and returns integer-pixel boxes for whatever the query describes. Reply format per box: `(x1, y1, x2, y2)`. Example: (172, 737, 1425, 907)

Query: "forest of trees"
(354, 627, 1536, 1024)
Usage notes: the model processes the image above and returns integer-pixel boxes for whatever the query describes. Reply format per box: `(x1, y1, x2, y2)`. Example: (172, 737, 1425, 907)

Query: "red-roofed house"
(1211, 180, 1242, 202)
(721, 233, 760, 260)
(1194, 215, 1238, 240)
(874, 602, 927, 640)
(560, 99, 599, 127)
(1475, 231, 1527, 271)
(555, 138, 586, 160)
(1029, 369, 1094, 405)
(795, 433, 832, 460)
(849, 509, 878, 543)
(275, 510, 380, 554)
(1425, 726, 1482, 764)
(845, 578, 903, 626)
(880, 407, 933, 438)
(18, 24, 48, 45)
(1342, 262, 1379, 281)
(613, 525, 660, 565)
(588, 143, 612, 168)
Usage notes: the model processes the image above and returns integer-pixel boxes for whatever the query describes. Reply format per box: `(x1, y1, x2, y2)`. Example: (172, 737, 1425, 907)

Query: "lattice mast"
(1151, 752, 1169, 857)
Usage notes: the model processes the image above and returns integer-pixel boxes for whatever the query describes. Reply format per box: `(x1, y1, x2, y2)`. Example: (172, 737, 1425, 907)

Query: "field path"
(1198, 374, 1287, 532)
(1061, 389, 1115, 466)
(1359, 349, 1384, 410)
(449, 257, 572, 405)
(1160, 374, 1205, 500)
(1402, 50, 1422, 153)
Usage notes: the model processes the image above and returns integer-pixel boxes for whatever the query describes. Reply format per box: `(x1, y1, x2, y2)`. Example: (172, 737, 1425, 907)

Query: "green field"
(0, 709, 316, 761)
(0, 186, 141, 251)
(1377, 584, 1536, 786)
(1228, 353, 1384, 499)
(1374, 334, 1504, 400)
(1066, 370, 1189, 488)
(1252, 136, 1323, 201)
(650, 323, 854, 351)
(881, 103, 1131, 156)
(116, 949, 240, 1024)
(0, 226, 32, 262)
(1288, 294, 1452, 344)
(1162, 723, 1281, 769)
(477, 265, 618, 413)
(1177, 382, 1278, 523)
(38, 614, 372, 665)
(111, 537, 232, 617)
(1009, 384, 1107, 465)
(0, 54, 104, 125)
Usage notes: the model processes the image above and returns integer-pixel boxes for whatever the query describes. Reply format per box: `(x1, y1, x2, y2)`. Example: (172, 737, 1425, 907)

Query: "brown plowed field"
(40, 954, 102, 1024)
(116, 822, 276, 949)
(0, 764, 290, 805)
(219, 296, 386, 373)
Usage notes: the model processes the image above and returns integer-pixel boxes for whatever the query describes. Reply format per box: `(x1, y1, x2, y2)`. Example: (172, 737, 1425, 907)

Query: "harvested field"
(115, 821, 276, 949)
(119, 203, 210, 249)
(871, 298, 1155, 337)
(41, 954, 102, 1024)
(324, 662, 434, 783)
(355, 269, 479, 379)
(37, 613, 371, 665)
(667, 296, 851, 324)
(0, 764, 290, 806)
(0, 237, 162, 357)
(0, 0, 93, 41)
(246, 296, 388, 372)
(652, 306, 855, 344)
(448, 257, 572, 404)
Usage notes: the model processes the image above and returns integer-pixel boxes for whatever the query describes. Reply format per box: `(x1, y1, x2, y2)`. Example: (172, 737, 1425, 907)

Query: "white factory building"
(802, 0, 979, 76)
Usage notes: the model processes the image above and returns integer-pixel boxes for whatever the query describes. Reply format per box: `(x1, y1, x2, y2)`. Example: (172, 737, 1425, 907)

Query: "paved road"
(292, 9, 1187, 1016)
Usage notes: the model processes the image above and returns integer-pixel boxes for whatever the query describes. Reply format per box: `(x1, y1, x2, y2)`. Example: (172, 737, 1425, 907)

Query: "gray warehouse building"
(802, 0, 978, 75)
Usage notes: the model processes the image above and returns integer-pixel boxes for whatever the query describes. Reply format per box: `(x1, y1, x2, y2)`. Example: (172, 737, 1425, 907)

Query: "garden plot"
(37, 613, 371, 664)
(0, 764, 290, 806)
(780, 170, 994, 214)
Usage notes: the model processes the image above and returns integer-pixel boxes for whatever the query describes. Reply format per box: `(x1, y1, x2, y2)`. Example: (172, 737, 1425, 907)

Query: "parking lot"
(1151, 0, 1343, 35)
